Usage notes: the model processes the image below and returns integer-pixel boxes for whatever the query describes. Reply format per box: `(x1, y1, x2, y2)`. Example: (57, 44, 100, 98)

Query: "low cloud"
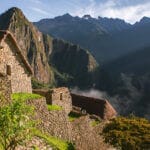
(71, 87, 108, 99)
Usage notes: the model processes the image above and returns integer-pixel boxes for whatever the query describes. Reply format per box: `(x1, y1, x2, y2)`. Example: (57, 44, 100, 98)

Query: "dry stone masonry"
(0, 30, 32, 93)
(33, 87, 72, 114)
(0, 75, 11, 106)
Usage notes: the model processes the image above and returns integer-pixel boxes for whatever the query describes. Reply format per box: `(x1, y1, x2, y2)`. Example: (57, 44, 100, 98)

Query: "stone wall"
(27, 97, 72, 141)
(0, 75, 11, 106)
(33, 87, 72, 114)
(0, 38, 32, 93)
(71, 116, 112, 150)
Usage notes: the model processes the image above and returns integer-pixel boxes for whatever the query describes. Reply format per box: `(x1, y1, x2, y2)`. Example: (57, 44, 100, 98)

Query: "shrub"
(102, 116, 150, 150)
(0, 99, 35, 150)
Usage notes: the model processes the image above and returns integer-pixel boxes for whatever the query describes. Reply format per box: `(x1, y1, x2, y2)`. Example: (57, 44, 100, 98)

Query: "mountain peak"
(140, 16, 150, 23)
(134, 16, 150, 26)
(6, 7, 24, 16)
(82, 15, 92, 20)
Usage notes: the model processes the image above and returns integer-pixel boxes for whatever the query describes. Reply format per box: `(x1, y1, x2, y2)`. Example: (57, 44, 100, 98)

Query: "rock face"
(51, 39, 98, 87)
(0, 7, 98, 88)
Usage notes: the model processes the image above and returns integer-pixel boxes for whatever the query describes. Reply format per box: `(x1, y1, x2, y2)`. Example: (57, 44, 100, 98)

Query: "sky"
(0, 0, 150, 24)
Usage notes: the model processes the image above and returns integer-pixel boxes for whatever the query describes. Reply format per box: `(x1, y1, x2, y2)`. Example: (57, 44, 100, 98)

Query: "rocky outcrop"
(51, 39, 98, 87)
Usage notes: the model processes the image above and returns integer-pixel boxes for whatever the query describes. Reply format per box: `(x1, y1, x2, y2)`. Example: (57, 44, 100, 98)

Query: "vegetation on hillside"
(0, 98, 35, 150)
(102, 116, 150, 150)
(0, 94, 74, 149)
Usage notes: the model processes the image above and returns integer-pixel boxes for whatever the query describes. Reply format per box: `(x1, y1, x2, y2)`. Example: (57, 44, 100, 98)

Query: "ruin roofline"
(0, 30, 33, 75)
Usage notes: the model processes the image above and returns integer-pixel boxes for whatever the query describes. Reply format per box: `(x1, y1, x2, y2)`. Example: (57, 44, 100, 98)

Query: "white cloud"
(30, 7, 49, 16)
(72, 0, 150, 24)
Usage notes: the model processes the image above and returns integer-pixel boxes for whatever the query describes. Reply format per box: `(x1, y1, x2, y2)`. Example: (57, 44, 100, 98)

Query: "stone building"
(0, 30, 33, 93)
(71, 93, 117, 120)
(33, 87, 72, 114)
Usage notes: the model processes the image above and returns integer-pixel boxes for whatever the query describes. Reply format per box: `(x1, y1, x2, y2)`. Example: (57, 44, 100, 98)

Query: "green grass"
(68, 112, 82, 121)
(47, 104, 62, 111)
(91, 120, 101, 127)
(12, 93, 42, 101)
(32, 145, 40, 150)
(34, 130, 75, 150)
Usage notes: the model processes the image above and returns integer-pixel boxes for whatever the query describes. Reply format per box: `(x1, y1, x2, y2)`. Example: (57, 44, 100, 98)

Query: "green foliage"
(91, 120, 101, 127)
(12, 93, 42, 101)
(68, 112, 82, 121)
(0, 99, 35, 150)
(31, 78, 55, 89)
(103, 116, 150, 150)
(47, 104, 62, 111)
(34, 130, 75, 150)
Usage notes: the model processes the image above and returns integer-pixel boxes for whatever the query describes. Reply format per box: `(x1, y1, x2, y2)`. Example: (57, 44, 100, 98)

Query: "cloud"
(30, 7, 49, 16)
(72, 0, 150, 24)
(30, 0, 41, 4)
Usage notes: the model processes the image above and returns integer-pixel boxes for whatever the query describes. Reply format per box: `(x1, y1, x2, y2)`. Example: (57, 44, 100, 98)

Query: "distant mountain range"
(35, 14, 150, 63)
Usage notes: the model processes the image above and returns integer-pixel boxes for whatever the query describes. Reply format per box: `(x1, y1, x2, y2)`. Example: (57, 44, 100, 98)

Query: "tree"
(103, 116, 150, 150)
(0, 98, 35, 150)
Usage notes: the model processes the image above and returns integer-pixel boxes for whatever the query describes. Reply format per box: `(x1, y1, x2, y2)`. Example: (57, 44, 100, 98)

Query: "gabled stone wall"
(0, 38, 32, 93)
(33, 87, 72, 114)
(0, 75, 11, 106)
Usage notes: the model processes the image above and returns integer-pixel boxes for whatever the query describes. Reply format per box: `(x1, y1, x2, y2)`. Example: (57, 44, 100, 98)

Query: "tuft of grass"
(91, 120, 101, 127)
(34, 130, 75, 150)
(68, 112, 82, 122)
(12, 93, 42, 101)
(32, 145, 40, 150)
(47, 104, 62, 111)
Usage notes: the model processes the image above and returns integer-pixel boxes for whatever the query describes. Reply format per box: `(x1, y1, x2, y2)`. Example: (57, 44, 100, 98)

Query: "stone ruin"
(33, 87, 72, 114)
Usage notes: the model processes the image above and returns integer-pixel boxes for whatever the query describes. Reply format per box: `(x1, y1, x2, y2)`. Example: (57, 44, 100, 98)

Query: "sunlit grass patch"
(12, 93, 42, 101)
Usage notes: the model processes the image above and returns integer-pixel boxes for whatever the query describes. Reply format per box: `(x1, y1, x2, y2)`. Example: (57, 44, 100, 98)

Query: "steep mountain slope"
(0, 8, 98, 88)
(95, 46, 150, 119)
(35, 15, 150, 63)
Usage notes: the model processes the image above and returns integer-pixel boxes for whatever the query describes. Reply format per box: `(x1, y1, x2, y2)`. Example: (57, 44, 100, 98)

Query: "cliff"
(0, 7, 98, 88)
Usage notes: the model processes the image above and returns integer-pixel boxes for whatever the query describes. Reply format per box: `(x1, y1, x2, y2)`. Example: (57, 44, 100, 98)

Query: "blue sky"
(0, 0, 150, 23)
